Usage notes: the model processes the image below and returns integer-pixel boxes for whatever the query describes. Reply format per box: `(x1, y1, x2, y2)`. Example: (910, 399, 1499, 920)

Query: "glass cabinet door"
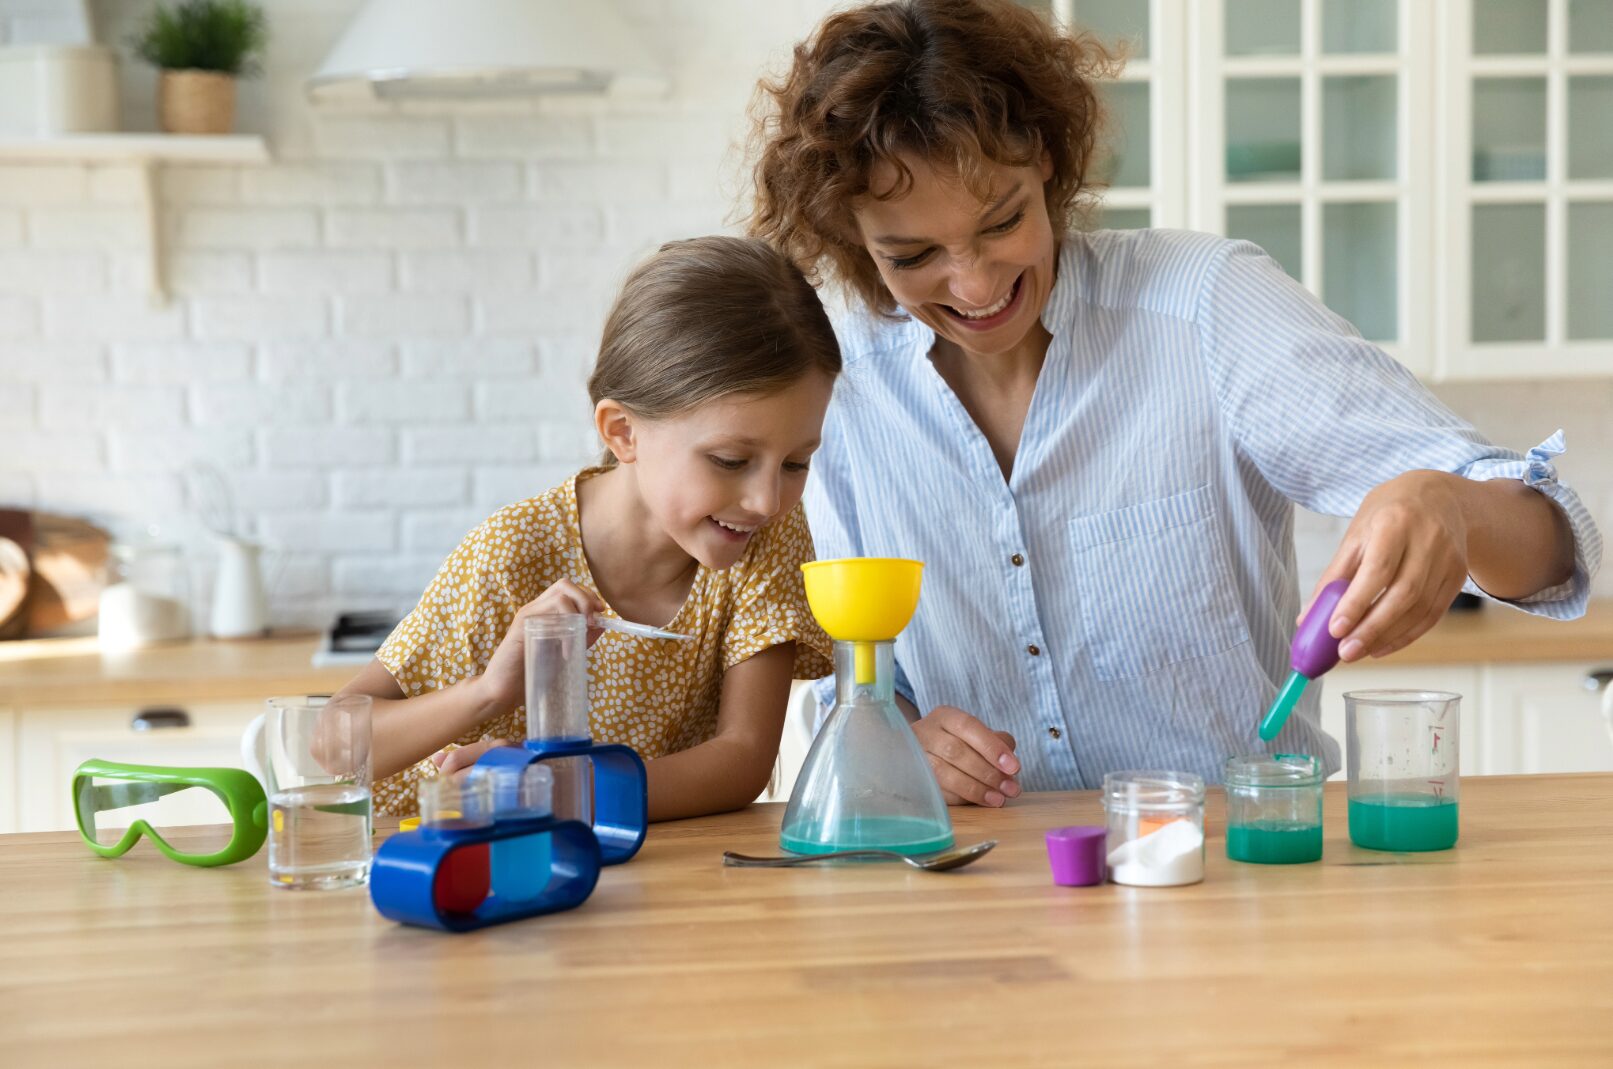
(1192, 0, 1432, 373)
(1444, 0, 1613, 376)
(1049, 0, 1188, 230)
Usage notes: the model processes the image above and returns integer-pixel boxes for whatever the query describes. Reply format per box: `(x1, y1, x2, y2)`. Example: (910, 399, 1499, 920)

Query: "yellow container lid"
(398, 816, 420, 832)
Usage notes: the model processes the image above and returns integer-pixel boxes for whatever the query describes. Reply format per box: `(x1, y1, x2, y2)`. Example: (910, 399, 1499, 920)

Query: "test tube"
(524, 615, 594, 826)
(472, 762, 555, 902)
(417, 774, 493, 914)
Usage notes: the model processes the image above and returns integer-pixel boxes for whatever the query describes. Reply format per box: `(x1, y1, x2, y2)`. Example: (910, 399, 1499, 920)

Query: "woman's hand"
(1305, 471, 1471, 663)
(467, 579, 605, 717)
(912, 706, 1022, 807)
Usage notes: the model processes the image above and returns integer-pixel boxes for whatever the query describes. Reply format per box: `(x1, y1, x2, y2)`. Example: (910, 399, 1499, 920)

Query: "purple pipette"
(1257, 579, 1348, 742)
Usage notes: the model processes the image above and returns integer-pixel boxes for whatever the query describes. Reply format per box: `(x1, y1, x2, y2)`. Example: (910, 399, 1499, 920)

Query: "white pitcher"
(210, 535, 269, 639)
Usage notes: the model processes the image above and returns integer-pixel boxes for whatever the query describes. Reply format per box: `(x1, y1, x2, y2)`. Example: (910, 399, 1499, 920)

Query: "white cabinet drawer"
(1478, 665, 1613, 776)
(17, 701, 262, 833)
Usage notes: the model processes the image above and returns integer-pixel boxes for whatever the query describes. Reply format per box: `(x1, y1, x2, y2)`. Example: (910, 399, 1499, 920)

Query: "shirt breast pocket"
(1069, 484, 1251, 682)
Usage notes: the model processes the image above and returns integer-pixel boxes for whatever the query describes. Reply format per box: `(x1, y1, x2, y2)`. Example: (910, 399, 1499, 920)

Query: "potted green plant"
(132, 0, 267, 135)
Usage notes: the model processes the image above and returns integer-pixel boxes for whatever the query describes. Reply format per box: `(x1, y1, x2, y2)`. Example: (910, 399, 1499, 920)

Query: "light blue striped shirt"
(805, 229, 1602, 788)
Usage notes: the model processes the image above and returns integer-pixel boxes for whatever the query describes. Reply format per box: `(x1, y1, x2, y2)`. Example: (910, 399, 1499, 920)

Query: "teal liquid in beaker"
(1348, 793, 1459, 852)
(780, 815, 954, 857)
(1226, 820, 1323, 864)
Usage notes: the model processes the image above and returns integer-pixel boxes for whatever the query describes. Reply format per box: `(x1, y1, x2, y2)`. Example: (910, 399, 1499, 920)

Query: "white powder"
(1106, 819, 1205, 887)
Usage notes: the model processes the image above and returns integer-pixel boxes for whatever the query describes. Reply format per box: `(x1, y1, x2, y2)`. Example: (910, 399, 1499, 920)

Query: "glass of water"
(264, 694, 373, 890)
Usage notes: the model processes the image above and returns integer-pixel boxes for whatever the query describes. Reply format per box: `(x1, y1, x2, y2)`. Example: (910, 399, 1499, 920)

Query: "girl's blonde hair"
(588, 236, 841, 465)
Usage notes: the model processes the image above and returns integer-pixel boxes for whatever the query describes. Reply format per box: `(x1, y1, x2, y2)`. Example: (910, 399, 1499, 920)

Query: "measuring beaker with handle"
(1345, 690, 1460, 852)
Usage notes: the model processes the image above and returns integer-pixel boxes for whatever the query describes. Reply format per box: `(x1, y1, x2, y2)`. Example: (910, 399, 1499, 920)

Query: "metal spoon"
(722, 840, 996, 872)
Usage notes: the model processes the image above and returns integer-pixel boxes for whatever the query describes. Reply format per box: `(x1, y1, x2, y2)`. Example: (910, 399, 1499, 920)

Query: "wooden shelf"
(0, 133, 270, 303)
(0, 132, 268, 163)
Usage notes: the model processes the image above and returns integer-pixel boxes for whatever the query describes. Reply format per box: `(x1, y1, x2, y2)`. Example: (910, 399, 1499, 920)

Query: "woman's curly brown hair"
(748, 0, 1120, 315)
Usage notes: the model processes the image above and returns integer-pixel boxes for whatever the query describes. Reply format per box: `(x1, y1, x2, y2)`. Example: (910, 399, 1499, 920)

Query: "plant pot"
(158, 68, 235, 134)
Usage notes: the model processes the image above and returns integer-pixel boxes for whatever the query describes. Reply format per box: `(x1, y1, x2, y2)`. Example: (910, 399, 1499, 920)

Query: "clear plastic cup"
(1102, 771, 1205, 886)
(1224, 753, 1323, 864)
(1345, 690, 1460, 852)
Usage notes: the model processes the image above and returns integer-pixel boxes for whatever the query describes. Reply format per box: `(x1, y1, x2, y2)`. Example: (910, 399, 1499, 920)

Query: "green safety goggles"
(72, 759, 268, 867)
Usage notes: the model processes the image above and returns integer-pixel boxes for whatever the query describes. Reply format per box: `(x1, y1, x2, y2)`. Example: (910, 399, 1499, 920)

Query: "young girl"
(336, 236, 837, 821)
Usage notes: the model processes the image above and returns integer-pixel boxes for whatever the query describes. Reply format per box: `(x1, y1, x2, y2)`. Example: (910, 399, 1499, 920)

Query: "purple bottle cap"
(1045, 825, 1106, 887)
(1292, 579, 1349, 679)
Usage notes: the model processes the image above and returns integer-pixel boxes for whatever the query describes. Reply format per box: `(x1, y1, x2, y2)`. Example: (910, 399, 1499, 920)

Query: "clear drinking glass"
(1224, 753, 1324, 864)
(1345, 690, 1460, 852)
(1102, 771, 1205, 886)
(264, 694, 373, 889)
(524, 615, 593, 826)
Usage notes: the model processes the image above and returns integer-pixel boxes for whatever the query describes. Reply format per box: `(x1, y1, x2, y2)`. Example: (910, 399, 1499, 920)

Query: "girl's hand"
(432, 738, 511, 777)
(912, 706, 1022, 807)
(468, 579, 606, 717)
(1304, 471, 1471, 663)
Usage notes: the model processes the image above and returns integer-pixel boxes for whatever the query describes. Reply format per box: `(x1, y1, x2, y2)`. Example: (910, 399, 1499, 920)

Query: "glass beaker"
(1224, 753, 1324, 864)
(779, 640, 953, 855)
(525, 615, 594, 826)
(1102, 771, 1205, 886)
(1345, 690, 1460, 852)
(264, 694, 373, 889)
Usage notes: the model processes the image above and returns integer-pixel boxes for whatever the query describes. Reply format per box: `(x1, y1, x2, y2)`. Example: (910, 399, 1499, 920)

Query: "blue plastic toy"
(370, 810, 600, 932)
(479, 738, 648, 865)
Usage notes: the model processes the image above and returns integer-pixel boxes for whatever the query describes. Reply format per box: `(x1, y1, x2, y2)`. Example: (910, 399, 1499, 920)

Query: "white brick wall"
(2, 0, 1608, 635)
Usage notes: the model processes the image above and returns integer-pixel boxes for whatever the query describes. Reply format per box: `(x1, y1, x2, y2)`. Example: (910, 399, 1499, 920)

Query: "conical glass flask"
(780, 639, 954, 854)
(782, 558, 953, 854)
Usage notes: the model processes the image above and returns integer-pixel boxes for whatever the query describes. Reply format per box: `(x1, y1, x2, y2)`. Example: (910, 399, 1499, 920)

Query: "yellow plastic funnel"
(801, 558, 923, 685)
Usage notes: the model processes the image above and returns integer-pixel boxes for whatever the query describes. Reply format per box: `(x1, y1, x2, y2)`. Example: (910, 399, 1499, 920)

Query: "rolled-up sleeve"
(1196, 239, 1602, 619)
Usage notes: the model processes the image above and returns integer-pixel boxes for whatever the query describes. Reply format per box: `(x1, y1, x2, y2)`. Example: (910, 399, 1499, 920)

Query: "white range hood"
(308, 0, 665, 101)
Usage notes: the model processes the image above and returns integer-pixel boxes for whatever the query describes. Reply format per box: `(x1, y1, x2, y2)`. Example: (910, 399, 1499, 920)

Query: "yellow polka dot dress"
(373, 468, 833, 816)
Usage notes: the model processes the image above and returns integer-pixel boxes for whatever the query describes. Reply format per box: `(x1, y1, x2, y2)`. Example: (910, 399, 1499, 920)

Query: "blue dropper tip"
(1258, 670, 1310, 742)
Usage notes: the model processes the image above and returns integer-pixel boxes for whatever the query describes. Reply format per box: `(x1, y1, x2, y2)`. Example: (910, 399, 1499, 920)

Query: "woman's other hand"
(912, 706, 1022, 807)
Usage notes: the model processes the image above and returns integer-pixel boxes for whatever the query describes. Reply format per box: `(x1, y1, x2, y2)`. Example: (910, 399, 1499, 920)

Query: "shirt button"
(1010, 553, 1025, 567)
(1048, 726, 1062, 740)
(1027, 644, 1040, 656)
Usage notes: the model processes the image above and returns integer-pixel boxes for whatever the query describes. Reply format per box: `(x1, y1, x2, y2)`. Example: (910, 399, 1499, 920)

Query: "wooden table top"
(1, 773, 1609, 1067)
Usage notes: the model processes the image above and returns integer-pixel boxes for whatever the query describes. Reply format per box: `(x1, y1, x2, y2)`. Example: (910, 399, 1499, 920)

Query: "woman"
(748, 0, 1600, 805)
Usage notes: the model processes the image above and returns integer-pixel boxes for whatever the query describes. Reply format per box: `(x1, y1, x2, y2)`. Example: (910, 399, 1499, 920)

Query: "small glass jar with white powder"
(1102, 771, 1206, 887)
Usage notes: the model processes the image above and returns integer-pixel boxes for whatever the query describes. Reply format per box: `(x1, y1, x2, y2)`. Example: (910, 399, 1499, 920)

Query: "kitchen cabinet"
(1047, 0, 1613, 380)
(1325, 659, 1613, 777)
(15, 700, 262, 833)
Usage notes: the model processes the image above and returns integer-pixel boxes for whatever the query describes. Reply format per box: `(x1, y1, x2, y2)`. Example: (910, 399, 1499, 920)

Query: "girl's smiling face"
(599, 371, 834, 570)
(852, 153, 1058, 357)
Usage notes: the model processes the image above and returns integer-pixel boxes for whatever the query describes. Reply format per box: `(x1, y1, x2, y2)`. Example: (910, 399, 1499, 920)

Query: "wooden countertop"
(0, 632, 355, 707)
(1374, 597, 1613, 666)
(0, 774, 1608, 1067)
(0, 599, 1608, 709)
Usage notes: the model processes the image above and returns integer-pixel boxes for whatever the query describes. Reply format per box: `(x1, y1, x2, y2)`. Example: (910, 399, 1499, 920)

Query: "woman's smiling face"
(852, 153, 1058, 356)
